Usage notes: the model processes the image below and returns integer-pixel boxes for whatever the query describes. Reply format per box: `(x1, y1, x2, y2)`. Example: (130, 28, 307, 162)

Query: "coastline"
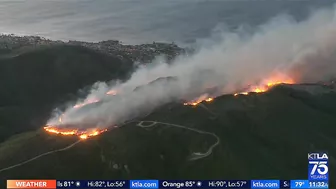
(0, 34, 191, 63)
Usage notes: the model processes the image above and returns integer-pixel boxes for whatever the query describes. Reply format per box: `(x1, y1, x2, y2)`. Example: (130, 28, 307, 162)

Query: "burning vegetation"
(183, 74, 295, 106)
(44, 74, 295, 138)
(183, 94, 214, 106)
(43, 90, 115, 139)
(233, 75, 294, 96)
(43, 126, 108, 140)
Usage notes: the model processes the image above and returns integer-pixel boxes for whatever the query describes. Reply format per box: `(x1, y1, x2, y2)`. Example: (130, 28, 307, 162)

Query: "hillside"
(0, 45, 134, 142)
(0, 85, 335, 184)
(0, 42, 335, 188)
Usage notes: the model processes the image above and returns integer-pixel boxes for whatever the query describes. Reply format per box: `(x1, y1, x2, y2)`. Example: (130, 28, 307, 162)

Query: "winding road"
(0, 140, 80, 173)
(136, 120, 220, 161)
(0, 103, 220, 173)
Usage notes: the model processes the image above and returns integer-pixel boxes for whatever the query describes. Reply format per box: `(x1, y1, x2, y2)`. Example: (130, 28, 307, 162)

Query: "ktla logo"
(308, 153, 328, 180)
(308, 153, 328, 160)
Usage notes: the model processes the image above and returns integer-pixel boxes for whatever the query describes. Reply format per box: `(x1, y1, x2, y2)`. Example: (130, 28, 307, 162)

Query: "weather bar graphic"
(6, 179, 329, 188)
(6, 180, 56, 188)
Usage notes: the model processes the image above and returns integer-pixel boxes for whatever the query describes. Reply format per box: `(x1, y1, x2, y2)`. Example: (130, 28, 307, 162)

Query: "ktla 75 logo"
(308, 153, 328, 180)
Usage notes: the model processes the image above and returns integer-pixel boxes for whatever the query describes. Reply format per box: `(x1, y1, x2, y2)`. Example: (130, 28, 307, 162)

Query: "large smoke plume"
(48, 4, 336, 129)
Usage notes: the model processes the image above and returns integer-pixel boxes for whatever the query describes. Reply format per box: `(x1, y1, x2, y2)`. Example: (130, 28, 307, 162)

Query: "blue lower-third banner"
(55, 179, 328, 188)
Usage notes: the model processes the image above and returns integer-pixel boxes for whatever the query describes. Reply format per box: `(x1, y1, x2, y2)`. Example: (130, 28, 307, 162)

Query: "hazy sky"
(0, 0, 334, 45)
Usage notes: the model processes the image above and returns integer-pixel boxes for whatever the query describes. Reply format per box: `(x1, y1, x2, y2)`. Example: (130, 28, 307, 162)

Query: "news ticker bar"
(6, 180, 329, 189)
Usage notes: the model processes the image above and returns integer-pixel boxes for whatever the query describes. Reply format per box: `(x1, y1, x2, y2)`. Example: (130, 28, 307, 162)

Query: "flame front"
(234, 74, 294, 96)
(185, 74, 295, 104)
(44, 126, 108, 140)
(183, 94, 214, 106)
(44, 89, 115, 139)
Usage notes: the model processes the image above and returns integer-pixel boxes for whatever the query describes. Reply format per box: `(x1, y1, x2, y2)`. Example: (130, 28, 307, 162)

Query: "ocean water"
(0, 0, 334, 45)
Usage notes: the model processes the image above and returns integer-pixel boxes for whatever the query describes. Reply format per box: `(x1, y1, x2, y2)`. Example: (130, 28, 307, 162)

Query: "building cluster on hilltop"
(0, 34, 187, 63)
(68, 39, 186, 62)
(0, 34, 62, 49)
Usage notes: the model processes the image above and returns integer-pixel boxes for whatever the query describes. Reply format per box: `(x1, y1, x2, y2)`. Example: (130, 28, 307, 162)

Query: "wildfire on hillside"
(44, 125, 108, 140)
(184, 74, 295, 104)
(44, 74, 295, 139)
(233, 75, 295, 96)
(183, 94, 214, 106)
(44, 94, 109, 139)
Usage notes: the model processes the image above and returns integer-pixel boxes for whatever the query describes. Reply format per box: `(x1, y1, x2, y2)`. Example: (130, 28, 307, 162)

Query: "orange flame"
(43, 126, 78, 135)
(73, 98, 100, 109)
(43, 126, 107, 140)
(184, 94, 213, 106)
(79, 134, 88, 140)
(234, 75, 294, 96)
(205, 98, 213, 102)
(45, 91, 116, 139)
(186, 74, 295, 102)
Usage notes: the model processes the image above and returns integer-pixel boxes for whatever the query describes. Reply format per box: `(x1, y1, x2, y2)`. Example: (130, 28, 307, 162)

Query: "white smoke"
(49, 4, 336, 129)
